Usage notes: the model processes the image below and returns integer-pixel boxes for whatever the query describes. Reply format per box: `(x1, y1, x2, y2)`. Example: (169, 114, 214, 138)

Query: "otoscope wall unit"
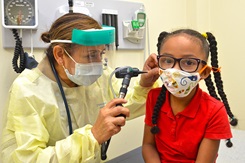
(1, 0, 146, 50)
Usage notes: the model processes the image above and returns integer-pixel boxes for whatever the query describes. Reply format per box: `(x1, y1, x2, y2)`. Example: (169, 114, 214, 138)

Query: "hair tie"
(151, 125, 160, 134)
(230, 117, 238, 126)
(212, 67, 221, 73)
(202, 33, 208, 39)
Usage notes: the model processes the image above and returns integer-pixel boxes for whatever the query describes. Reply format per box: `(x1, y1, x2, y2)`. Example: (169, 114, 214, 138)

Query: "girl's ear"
(53, 45, 65, 65)
(200, 66, 211, 79)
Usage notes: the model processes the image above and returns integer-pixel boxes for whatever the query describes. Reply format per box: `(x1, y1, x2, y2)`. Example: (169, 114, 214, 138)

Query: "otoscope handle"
(101, 67, 144, 160)
(115, 74, 131, 118)
(116, 103, 123, 107)
(101, 146, 107, 160)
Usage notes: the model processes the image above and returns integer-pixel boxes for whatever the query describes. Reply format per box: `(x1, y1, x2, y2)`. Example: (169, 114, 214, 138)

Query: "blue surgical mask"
(63, 50, 103, 86)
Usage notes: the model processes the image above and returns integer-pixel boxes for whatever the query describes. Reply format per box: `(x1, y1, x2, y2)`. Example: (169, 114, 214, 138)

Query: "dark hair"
(41, 13, 102, 63)
(152, 29, 237, 147)
(157, 29, 209, 59)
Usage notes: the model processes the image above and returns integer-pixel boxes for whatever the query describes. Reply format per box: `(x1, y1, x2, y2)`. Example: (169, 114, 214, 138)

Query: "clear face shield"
(51, 26, 115, 86)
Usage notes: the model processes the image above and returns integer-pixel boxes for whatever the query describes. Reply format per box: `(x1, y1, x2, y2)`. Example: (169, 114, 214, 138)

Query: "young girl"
(142, 29, 237, 163)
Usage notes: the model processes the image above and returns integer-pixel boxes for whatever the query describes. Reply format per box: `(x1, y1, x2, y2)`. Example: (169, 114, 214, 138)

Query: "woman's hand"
(140, 53, 159, 87)
(91, 98, 129, 144)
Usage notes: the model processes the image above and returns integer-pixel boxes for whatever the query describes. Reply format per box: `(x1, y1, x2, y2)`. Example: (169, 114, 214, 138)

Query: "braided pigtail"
(204, 75, 220, 100)
(151, 85, 167, 134)
(204, 32, 221, 101)
(201, 33, 220, 100)
(157, 31, 169, 54)
(204, 32, 237, 147)
(150, 31, 169, 134)
(206, 32, 238, 126)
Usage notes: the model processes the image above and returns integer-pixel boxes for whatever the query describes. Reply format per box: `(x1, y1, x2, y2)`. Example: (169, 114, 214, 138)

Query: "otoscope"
(101, 67, 147, 160)
(68, 0, 73, 13)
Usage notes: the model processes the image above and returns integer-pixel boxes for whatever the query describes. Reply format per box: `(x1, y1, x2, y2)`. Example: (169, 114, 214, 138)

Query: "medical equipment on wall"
(11, 29, 38, 73)
(101, 67, 147, 160)
(55, 0, 92, 19)
(2, 0, 38, 73)
(122, 5, 146, 44)
(2, 0, 146, 50)
(102, 9, 119, 50)
(2, 0, 38, 29)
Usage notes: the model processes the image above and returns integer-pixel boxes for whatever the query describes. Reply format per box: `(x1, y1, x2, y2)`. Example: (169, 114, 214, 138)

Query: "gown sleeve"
(0, 75, 101, 163)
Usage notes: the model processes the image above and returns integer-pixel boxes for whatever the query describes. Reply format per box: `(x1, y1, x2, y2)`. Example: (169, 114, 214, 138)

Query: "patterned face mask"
(159, 68, 202, 98)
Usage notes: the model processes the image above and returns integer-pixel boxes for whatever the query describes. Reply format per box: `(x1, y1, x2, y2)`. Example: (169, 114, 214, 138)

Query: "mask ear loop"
(159, 69, 164, 75)
(63, 49, 78, 64)
(62, 64, 67, 71)
(198, 65, 208, 74)
(198, 65, 221, 74)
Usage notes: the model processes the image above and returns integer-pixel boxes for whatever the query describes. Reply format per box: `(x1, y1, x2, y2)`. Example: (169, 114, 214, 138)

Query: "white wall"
(209, 0, 245, 130)
(0, 0, 244, 161)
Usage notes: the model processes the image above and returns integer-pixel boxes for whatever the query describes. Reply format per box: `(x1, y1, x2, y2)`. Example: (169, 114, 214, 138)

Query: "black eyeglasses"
(157, 55, 207, 73)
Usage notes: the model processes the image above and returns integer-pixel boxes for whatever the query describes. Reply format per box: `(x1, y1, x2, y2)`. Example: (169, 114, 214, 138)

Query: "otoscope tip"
(139, 71, 148, 74)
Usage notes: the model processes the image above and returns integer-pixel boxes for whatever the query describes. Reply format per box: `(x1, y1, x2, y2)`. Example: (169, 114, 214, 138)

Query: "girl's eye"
(160, 57, 174, 64)
(186, 59, 197, 66)
(165, 58, 173, 64)
(185, 60, 195, 65)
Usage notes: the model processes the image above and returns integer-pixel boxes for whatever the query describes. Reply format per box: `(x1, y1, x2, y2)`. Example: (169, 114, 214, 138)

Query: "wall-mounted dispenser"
(123, 5, 146, 44)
